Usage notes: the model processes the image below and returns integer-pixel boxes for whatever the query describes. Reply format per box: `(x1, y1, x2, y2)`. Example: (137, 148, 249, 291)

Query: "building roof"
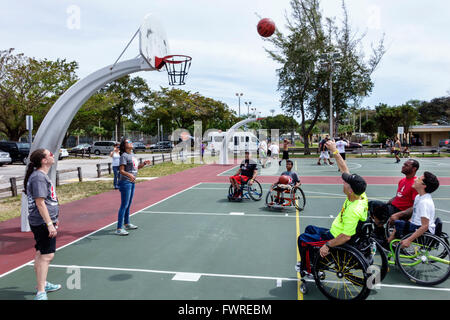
(409, 124, 450, 132)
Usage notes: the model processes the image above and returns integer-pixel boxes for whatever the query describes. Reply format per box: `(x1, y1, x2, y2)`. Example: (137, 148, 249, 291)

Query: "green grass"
(0, 161, 203, 223)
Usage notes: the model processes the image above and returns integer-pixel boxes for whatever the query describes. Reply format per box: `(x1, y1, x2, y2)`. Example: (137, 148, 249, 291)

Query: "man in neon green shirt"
(296, 140, 368, 275)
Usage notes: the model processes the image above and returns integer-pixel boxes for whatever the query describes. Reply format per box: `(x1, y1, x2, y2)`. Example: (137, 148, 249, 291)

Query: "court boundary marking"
(0, 182, 203, 279)
(20, 263, 450, 294)
(3, 181, 450, 298)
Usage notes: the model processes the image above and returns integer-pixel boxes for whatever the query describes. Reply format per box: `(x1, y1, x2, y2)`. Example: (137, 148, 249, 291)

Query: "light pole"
(244, 101, 252, 117)
(320, 52, 341, 138)
(157, 118, 160, 142)
(235, 93, 243, 117)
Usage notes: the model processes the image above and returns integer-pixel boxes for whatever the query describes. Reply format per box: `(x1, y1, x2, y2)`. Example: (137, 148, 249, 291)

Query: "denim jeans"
(117, 180, 135, 229)
(112, 166, 120, 189)
(297, 225, 334, 273)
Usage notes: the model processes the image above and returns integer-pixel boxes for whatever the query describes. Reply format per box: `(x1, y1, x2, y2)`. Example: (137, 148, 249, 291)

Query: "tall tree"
(264, 0, 385, 154)
(100, 75, 150, 139)
(0, 48, 78, 140)
(417, 96, 450, 125)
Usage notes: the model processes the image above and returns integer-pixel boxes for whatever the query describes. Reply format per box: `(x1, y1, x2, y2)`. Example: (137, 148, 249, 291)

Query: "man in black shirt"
(229, 151, 258, 198)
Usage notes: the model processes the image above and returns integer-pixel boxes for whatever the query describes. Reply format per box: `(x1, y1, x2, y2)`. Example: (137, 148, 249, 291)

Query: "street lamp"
(320, 52, 341, 138)
(235, 93, 243, 117)
(244, 101, 252, 117)
(250, 107, 257, 117)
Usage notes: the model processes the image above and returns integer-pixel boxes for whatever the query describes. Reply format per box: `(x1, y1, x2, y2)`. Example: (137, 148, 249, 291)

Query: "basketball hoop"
(155, 55, 192, 86)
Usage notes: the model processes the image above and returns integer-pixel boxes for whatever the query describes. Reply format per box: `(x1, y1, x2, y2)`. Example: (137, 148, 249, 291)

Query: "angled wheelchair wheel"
(292, 186, 306, 211)
(265, 188, 275, 206)
(372, 240, 389, 282)
(395, 232, 450, 286)
(313, 245, 370, 300)
(247, 180, 263, 201)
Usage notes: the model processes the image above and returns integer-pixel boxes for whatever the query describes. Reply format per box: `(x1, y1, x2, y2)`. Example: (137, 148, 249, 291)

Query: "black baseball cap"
(342, 173, 367, 195)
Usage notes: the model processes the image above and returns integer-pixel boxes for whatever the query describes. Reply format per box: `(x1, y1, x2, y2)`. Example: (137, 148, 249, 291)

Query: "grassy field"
(0, 162, 202, 223)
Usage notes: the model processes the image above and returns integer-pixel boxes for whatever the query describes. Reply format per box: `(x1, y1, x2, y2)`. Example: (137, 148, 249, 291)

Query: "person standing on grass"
(110, 143, 120, 189)
(116, 138, 151, 236)
(24, 148, 61, 300)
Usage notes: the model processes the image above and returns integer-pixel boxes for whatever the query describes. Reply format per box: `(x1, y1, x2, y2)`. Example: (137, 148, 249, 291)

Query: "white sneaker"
(115, 228, 129, 236)
(124, 223, 138, 230)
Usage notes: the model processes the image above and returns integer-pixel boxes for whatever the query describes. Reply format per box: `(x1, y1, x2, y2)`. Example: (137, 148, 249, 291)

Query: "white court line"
(142, 210, 450, 223)
(0, 182, 203, 279)
(35, 263, 450, 294)
(38, 263, 297, 282)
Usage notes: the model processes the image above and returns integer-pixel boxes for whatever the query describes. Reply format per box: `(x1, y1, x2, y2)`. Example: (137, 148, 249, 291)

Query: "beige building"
(407, 124, 450, 146)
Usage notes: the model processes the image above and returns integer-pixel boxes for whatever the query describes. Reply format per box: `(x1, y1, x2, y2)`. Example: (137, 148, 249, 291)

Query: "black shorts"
(339, 153, 346, 160)
(30, 223, 56, 254)
(282, 151, 289, 159)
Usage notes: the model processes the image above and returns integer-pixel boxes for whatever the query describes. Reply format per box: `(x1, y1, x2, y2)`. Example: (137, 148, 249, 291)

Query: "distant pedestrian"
(116, 138, 151, 236)
(24, 148, 62, 300)
(317, 135, 334, 166)
(279, 139, 290, 166)
(335, 137, 349, 171)
(394, 137, 402, 163)
(269, 142, 280, 164)
(110, 143, 120, 189)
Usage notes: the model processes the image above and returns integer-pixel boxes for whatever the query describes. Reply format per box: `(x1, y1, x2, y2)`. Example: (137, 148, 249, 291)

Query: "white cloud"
(1, 0, 449, 120)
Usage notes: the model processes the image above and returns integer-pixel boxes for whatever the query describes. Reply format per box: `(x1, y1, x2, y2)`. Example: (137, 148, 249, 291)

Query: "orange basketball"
(278, 175, 290, 185)
(257, 18, 276, 37)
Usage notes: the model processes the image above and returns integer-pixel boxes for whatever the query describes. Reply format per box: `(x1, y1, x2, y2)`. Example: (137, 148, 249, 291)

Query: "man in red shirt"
(370, 159, 420, 233)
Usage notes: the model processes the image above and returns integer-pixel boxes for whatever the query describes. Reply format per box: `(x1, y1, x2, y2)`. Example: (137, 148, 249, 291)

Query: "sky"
(1, 0, 449, 122)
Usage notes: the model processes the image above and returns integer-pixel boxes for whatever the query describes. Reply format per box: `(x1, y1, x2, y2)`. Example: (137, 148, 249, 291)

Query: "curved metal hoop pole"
(28, 57, 152, 184)
(219, 117, 264, 165)
(20, 57, 152, 231)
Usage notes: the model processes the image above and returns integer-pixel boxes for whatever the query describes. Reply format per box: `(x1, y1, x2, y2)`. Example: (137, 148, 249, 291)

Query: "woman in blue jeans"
(116, 138, 151, 236)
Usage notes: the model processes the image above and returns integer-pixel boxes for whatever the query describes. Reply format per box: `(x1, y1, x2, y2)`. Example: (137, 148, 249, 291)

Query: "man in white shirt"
(258, 139, 268, 168)
(335, 137, 348, 159)
(335, 137, 348, 172)
(269, 142, 280, 164)
(387, 171, 440, 248)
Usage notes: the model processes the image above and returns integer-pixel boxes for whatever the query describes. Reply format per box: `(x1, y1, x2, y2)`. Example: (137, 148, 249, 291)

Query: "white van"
(206, 131, 258, 154)
(206, 132, 225, 154)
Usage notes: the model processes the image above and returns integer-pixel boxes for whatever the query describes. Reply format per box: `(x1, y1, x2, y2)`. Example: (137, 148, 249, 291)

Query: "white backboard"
(139, 13, 169, 69)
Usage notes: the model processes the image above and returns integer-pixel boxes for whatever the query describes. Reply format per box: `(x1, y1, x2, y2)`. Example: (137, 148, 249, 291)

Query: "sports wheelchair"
(265, 183, 306, 211)
(369, 201, 450, 286)
(227, 177, 263, 201)
(299, 218, 388, 300)
(383, 218, 450, 286)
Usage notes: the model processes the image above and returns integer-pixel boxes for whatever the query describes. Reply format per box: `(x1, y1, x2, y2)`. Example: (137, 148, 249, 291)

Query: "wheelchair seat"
(435, 217, 443, 237)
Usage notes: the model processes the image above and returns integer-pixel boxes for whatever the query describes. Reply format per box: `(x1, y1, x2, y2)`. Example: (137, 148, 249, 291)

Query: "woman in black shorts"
(24, 148, 62, 300)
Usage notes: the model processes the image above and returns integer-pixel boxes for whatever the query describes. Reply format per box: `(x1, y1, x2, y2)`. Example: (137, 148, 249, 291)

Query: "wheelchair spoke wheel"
(372, 240, 389, 282)
(265, 189, 274, 206)
(314, 246, 370, 300)
(292, 186, 306, 211)
(395, 233, 450, 286)
(247, 180, 263, 201)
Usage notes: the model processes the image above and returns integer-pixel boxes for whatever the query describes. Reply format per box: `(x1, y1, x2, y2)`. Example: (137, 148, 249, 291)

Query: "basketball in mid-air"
(278, 175, 291, 185)
(257, 18, 276, 37)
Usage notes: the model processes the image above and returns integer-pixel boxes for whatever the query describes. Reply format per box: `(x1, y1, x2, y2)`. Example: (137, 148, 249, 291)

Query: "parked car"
(132, 141, 147, 152)
(91, 141, 118, 155)
(59, 148, 69, 160)
(0, 141, 30, 164)
(438, 139, 450, 149)
(0, 150, 12, 166)
(70, 143, 92, 153)
(348, 142, 363, 149)
(149, 141, 173, 150)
